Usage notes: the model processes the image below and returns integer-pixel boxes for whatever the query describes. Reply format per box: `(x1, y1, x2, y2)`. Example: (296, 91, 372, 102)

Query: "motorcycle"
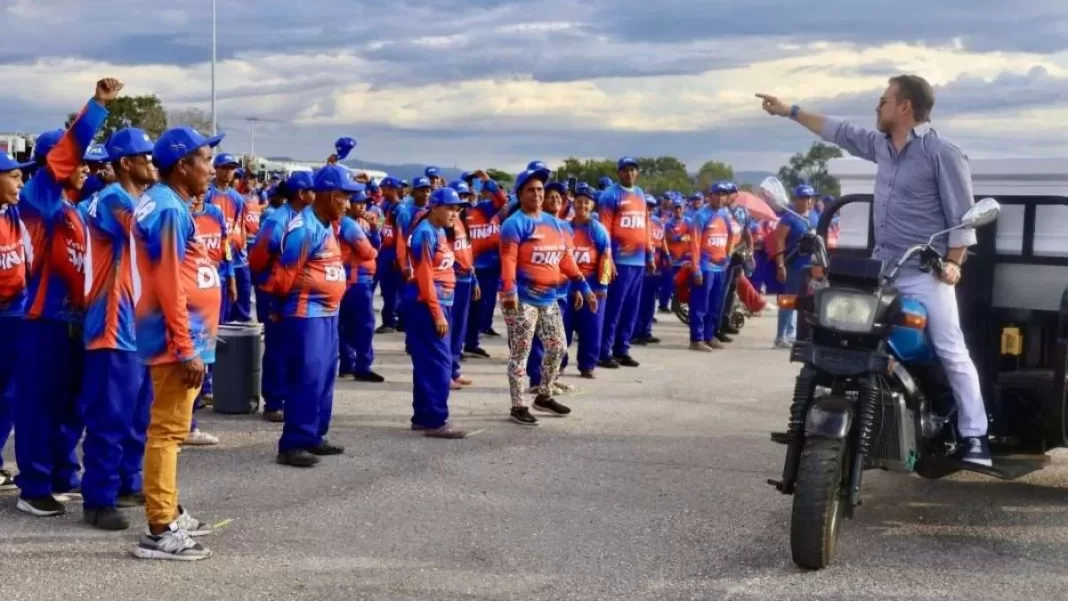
(759, 176, 1005, 570)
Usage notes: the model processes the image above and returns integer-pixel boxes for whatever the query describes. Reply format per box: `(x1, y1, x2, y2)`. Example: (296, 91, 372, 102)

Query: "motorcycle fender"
(804, 399, 853, 440)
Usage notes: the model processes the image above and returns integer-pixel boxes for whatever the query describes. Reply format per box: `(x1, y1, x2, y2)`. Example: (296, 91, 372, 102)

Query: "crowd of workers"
(0, 77, 835, 561)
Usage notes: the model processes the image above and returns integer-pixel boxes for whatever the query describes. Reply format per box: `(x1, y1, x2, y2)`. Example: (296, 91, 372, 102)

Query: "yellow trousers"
(143, 363, 200, 528)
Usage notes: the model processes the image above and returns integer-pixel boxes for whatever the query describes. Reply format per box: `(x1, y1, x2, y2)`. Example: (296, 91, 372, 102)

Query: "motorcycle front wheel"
(790, 437, 848, 570)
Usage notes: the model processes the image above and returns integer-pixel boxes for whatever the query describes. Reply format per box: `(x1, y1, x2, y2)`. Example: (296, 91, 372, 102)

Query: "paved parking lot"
(4, 309, 1068, 601)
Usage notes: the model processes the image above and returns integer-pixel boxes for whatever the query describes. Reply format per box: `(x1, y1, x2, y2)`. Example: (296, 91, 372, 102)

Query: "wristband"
(789, 105, 800, 120)
(945, 259, 961, 267)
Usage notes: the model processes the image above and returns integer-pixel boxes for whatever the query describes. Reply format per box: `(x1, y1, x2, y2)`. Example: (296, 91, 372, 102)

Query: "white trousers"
(895, 271, 988, 437)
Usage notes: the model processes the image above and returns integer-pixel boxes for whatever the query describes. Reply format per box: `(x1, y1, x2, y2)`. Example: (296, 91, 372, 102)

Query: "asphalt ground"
(3, 307, 1068, 601)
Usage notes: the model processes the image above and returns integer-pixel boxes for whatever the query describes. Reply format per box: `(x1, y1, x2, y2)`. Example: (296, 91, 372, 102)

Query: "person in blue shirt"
(770, 184, 816, 348)
(687, 185, 734, 351)
(526, 181, 573, 393)
(563, 185, 612, 378)
(633, 194, 666, 345)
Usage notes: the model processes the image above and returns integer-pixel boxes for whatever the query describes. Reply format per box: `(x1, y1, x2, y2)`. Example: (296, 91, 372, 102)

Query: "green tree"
(776, 141, 843, 197)
(485, 168, 513, 184)
(67, 94, 167, 142)
(553, 156, 697, 196)
(695, 160, 734, 192)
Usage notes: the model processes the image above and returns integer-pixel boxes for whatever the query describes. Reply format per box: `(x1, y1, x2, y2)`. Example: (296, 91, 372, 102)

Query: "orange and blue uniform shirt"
(395, 203, 428, 276)
(248, 203, 298, 287)
(19, 100, 105, 323)
(597, 183, 653, 268)
(465, 201, 504, 271)
(0, 205, 27, 318)
(82, 183, 142, 351)
(649, 213, 668, 269)
(205, 184, 247, 268)
(337, 215, 378, 285)
(244, 197, 265, 247)
(265, 206, 346, 318)
(404, 218, 456, 323)
(568, 219, 612, 295)
(690, 206, 733, 273)
(190, 202, 233, 280)
(451, 219, 475, 283)
(499, 210, 590, 307)
(133, 183, 222, 364)
(665, 216, 692, 266)
(377, 200, 399, 265)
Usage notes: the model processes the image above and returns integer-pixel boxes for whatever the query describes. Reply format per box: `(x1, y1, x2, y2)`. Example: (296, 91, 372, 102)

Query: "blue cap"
(644, 194, 657, 206)
(379, 176, 400, 188)
(153, 126, 225, 170)
(286, 171, 314, 192)
(672, 198, 685, 207)
(351, 190, 369, 203)
(448, 180, 474, 196)
(689, 193, 704, 202)
(597, 176, 613, 189)
(575, 183, 597, 199)
(429, 187, 465, 207)
(366, 180, 379, 192)
(335, 136, 357, 161)
(710, 180, 732, 194)
(32, 129, 64, 163)
(313, 165, 364, 193)
(84, 144, 109, 163)
(794, 184, 817, 198)
(0, 152, 33, 173)
(213, 153, 240, 168)
(105, 128, 154, 160)
(725, 181, 738, 193)
(412, 176, 431, 190)
(546, 181, 566, 196)
(424, 166, 440, 178)
(515, 167, 550, 194)
(400, 179, 410, 187)
(526, 160, 547, 171)
(617, 156, 639, 171)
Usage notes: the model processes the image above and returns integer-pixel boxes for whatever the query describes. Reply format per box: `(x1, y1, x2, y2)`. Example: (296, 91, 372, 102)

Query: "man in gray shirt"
(756, 75, 991, 467)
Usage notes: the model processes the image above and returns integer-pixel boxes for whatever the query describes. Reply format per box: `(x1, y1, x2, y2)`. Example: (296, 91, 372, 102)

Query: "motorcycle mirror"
(758, 177, 790, 213)
(961, 197, 1000, 229)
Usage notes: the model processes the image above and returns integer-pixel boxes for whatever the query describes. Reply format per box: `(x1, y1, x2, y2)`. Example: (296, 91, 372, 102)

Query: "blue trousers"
(219, 275, 231, 326)
(339, 281, 376, 376)
(254, 288, 271, 323)
(601, 264, 644, 360)
(410, 302, 452, 429)
(80, 350, 152, 509)
(565, 293, 606, 372)
(378, 260, 401, 328)
(635, 274, 659, 338)
(0, 316, 18, 470)
(658, 268, 675, 310)
(278, 316, 338, 453)
(14, 319, 83, 498)
(474, 264, 500, 335)
(262, 318, 285, 413)
(689, 268, 727, 343)
(229, 265, 253, 323)
(450, 278, 473, 380)
(776, 266, 803, 341)
(529, 298, 569, 386)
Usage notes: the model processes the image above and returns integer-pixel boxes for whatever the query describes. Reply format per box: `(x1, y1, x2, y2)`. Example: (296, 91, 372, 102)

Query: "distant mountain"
(342, 158, 465, 182)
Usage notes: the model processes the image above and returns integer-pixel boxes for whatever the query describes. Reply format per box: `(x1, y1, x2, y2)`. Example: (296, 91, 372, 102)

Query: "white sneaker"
(175, 505, 213, 536)
(183, 429, 220, 446)
(132, 522, 211, 561)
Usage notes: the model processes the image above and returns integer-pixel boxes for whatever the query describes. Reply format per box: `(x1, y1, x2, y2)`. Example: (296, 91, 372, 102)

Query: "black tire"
(790, 437, 848, 570)
(671, 295, 689, 325)
(729, 310, 745, 331)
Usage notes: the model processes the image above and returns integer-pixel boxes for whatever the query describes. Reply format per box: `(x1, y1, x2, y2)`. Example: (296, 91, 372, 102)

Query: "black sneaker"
(276, 449, 320, 468)
(579, 369, 596, 379)
(464, 347, 491, 358)
(117, 492, 146, 508)
(0, 468, 15, 490)
(614, 355, 640, 367)
(482, 328, 501, 337)
(716, 333, 733, 343)
(533, 395, 571, 416)
(652, 316, 659, 324)
(510, 407, 539, 426)
(353, 371, 385, 383)
(84, 507, 131, 531)
(598, 358, 620, 369)
(308, 440, 345, 456)
(375, 325, 396, 334)
(16, 495, 66, 517)
(646, 336, 661, 344)
(632, 336, 649, 346)
(657, 307, 670, 313)
(722, 325, 740, 335)
(961, 436, 993, 467)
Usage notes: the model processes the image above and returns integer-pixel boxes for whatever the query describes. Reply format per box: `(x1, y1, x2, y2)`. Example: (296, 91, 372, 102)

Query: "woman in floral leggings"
(498, 168, 597, 426)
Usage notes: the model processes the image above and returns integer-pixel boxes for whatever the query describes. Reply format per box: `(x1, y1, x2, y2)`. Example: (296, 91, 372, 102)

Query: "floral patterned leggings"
(502, 301, 566, 408)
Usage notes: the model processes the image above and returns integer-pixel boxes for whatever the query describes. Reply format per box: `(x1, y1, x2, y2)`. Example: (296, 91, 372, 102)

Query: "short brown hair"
(889, 74, 935, 123)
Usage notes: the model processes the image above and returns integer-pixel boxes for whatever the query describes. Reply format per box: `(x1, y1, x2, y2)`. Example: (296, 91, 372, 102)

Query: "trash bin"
(213, 323, 262, 414)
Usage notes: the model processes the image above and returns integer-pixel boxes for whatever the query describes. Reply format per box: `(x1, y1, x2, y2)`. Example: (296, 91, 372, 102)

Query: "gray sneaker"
(175, 506, 213, 536)
(132, 523, 211, 561)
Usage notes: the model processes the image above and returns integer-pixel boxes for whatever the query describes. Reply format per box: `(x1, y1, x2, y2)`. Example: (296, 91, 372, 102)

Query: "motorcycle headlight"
(818, 291, 877, 333)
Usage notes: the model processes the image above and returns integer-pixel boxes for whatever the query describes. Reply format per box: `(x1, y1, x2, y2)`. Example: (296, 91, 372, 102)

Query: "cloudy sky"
(2, 1, 1068, 172)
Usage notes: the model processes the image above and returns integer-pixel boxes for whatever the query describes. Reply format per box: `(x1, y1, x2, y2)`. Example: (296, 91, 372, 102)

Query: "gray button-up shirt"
(820, 119, 976, 272)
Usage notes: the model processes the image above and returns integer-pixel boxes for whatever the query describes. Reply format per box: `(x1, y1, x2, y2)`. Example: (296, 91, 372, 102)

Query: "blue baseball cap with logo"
(412, 176, 431, 190)
(515, 167, 550, 194)
(335, 136, 357, 161)
(575, 183, 596, 200)
(313, 164, 364, 193)
(213, 153, 240, 168)
(526, 160, 547, 171)
(153, 126, 225, 170)
(84, 144, 109, 163)
(0, 152, 33, 173)
(351, 190, 370, 203)
(448, 180, 474, 196)
(617, 156, 639, 171)
(546, 181, 566, 196)
(286, 171, 314, 192)
(424, 166, 441, 179)
(105, 128, 154, 160)
(429, 187, 464, 207)
(794, 184, 817, 198)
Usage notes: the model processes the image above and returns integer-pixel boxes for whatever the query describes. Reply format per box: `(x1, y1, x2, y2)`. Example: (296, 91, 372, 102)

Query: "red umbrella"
(733, 191, 777, 221)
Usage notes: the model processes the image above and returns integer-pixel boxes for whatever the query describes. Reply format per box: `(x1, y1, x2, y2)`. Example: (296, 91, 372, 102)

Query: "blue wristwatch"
(789, 104, 800, 119)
